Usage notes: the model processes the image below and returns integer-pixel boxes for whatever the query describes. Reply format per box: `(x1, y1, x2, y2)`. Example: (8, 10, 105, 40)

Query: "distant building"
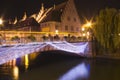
(15, 18, 40, 32)
(40, 0, 81, 36)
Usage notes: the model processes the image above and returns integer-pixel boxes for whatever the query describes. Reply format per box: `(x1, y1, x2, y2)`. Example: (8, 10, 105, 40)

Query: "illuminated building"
(0, 0, 82, 42)
(11, 0, 81, 36)
(40, 0, 81, 36)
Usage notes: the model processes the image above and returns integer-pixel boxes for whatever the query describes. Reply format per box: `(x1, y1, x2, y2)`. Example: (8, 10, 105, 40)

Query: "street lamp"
(0, 19, 3, 25)
(0, 19, 3, 30)
(55, 30, 59, 35)
(85, 22, 92, 28)
(83, 21, 93, 41)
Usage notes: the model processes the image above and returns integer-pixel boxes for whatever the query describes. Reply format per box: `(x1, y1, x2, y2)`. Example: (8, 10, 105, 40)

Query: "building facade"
(0, 0, 82, 43)
(40, 0, 81, 36)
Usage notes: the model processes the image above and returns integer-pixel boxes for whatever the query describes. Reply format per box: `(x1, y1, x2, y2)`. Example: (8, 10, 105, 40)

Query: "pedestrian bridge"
(0, 41, 91, 65)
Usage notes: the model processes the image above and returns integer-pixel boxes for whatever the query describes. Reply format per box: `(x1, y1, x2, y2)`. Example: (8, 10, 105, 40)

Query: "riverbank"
(96, 54, 120, 60)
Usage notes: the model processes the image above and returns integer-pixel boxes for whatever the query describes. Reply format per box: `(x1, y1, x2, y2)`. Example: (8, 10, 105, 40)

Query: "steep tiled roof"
(16, 18, 40, 27)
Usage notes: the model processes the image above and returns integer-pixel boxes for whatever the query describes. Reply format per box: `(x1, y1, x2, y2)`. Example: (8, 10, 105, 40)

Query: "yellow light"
(119, 33, 120, 36)
(83, 18, 93, 28)
(87, 32, 90, 36)
(13, 66, 19, 80)
(55, 30, 59, 34)
(0, 19, 3, 25)
(83, 33, 86, 36)
(86, 22, 92, 27)
(82, 27, 85, 31)
(25, 54, 29, 70)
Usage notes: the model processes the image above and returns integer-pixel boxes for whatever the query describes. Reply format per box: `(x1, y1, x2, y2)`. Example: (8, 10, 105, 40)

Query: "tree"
(113, 12, 120, 50)
(11, 36, 20, 41)
(94, 8, 120, 53)
(11, 36, 20, 43)
(27, 35, 36, 42)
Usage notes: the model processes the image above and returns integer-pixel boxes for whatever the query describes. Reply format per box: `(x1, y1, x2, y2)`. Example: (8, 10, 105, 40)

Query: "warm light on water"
(0, 52, 120, 80)
(13, 66, 19, 80)
(25, 54, 29, 70)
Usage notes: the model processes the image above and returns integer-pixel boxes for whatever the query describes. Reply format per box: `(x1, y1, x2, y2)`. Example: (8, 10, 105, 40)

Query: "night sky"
(0, 0, 120, 20)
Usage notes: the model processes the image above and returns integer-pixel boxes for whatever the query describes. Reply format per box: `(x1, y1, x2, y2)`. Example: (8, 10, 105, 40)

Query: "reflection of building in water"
(12, 66, 19, 80)
(0, 59, 19, 80)
(0, 52, 38, 80)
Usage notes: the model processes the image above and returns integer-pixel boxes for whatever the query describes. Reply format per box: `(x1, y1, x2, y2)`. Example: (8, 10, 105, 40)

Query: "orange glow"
(13, 66, 19, 80)
(25, 54, 29, 70)
(0, 19, 3, 25)
(82, 27, 85, 31)
(85, 22, 92, 27)
(83, 33, 86, 36)
(83, 18, 93, 28)
(55, 30, 59, 34)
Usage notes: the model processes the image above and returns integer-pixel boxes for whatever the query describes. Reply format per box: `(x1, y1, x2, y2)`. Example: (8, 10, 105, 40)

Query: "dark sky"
(0, 0, 120, 20)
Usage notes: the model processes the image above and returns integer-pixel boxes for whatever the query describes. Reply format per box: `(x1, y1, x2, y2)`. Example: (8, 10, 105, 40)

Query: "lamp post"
(83, 21, 93, 41)
(84, 20, 96, 57)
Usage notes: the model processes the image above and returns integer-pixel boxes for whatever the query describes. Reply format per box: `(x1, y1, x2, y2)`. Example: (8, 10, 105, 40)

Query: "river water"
(0, 51, 120, 80)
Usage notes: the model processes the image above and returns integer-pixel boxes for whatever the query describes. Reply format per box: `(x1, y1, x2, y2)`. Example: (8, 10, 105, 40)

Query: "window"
(65, 25, 68, 31)
(55, 25, 59, 30)
(67, 16, 70, 21)
(74, 18, 77, 22)
(71, 26, 74, 31)
(76, 27, 79, 31)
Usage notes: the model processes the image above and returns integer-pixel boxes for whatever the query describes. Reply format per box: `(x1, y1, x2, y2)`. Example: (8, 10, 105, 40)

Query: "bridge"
(0, 41, 92, 65)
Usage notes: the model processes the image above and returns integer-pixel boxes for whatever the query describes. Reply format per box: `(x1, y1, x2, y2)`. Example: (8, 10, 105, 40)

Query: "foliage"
(42, 35, 48, 41)
(11, 36, 20, 41)
(94, 8, 120, 53)
(27, 35, 36, 41)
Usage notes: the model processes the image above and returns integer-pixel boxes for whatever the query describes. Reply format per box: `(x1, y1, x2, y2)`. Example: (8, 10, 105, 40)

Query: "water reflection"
(0, 52, 38, 80)
(0, 59, 19, 80)
(12, 66, 19, 80)
(25, 54, 29, 70)
(59, 62, 90, 80)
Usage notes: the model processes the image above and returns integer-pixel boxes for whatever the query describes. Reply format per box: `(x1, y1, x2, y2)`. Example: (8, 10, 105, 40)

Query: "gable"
(61, 0, 81, 25)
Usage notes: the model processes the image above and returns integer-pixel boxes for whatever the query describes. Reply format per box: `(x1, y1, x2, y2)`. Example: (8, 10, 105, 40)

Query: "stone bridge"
(0, 41, 93, 65)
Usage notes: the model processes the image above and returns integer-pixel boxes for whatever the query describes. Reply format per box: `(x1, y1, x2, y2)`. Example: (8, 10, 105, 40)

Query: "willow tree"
(113, 12, 120, 50)
(94, 8, 119, 53)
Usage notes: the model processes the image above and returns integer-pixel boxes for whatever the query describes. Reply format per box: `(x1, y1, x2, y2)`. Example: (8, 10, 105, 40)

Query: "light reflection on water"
(0, 52, 91, 80)
(12, 66, 19, 80)
(0, 59, 19, 80)
(25, 54, 29, 70)
(59, 63, 90, 80)
(0, 53, 32, 80)
(1, 52, 120, 80)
